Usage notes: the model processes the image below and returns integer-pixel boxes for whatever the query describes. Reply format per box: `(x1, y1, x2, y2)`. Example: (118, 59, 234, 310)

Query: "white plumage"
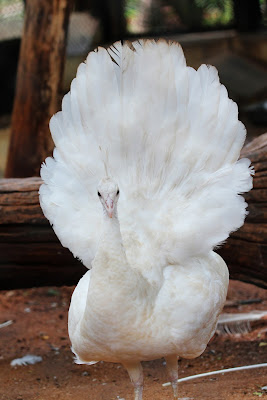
(39, 39, 253, 399)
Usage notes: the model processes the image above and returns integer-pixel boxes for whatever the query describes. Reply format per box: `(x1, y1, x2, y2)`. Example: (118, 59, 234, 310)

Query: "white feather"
(217, 310, 267, 335)
(39, 42, 255, 391)
(40, 39, 253, 274)
(10, 355, 43, 367)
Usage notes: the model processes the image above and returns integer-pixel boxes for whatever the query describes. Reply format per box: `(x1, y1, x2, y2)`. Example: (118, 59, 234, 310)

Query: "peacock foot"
(165, 355, 179, 399)
(124, 361, 144, 400)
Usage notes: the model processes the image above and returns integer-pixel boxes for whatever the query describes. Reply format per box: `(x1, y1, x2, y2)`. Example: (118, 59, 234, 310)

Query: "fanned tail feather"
(39, 39, 253, 272)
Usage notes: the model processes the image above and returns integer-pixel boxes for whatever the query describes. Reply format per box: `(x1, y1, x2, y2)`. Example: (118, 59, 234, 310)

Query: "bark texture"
(218, 133, 267, 288)
(0, 178, 85, 289)
(5, 0, 73, 178)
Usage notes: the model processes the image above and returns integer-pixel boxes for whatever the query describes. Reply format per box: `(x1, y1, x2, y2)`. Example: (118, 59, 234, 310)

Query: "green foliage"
(195, 0, 226, 9)
(124, 0, 234, 34)
(125, 0, 141, 20)
(195, 0, 233, 26)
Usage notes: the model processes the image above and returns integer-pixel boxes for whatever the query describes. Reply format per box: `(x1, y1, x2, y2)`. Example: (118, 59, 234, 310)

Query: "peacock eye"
(117, 190, 119, 195)
(98, 191, 101, 197)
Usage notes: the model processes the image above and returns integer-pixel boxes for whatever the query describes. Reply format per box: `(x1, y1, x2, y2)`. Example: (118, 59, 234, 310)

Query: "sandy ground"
(0, 280, 267, 400)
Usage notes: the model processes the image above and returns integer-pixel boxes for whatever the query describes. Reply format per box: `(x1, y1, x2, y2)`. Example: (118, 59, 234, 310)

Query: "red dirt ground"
(0, 280, 267, 400)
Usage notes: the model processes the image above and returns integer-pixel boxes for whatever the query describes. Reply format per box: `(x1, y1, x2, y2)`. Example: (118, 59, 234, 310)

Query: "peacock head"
(97, 177, 120, 218)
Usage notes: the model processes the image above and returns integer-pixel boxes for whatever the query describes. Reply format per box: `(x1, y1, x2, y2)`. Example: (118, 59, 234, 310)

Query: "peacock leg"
(123, 361, 143, 400)
(165, 355, 179, 399)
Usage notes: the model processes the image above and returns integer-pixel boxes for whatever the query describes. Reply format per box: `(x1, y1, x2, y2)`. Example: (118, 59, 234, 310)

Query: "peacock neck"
(83, 207, 156, 339)
(86, 207, 157, 324)
(91, 209, 129, 277)
(91, 205, 155, 293)
(102, 210, 121, 240)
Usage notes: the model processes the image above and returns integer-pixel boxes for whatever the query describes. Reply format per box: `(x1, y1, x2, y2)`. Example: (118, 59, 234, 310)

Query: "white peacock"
(39, 39, 253, 400)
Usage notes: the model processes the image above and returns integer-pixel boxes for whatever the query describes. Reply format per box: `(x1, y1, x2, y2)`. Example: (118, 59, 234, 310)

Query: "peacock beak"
(105, 197, 114, 218)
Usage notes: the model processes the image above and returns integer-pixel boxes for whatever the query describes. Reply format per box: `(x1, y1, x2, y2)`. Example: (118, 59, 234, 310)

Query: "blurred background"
(0, 0, 267, 178)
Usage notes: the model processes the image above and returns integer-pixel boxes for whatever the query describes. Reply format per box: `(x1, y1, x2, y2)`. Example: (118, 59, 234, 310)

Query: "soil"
(0, 280, 267, 400)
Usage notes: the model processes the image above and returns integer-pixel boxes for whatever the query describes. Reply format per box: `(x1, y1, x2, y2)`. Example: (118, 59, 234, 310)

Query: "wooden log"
(218, 133, 267, 288)
(0, 133, 266, 289)
(0, 178, 85, 289)
(5, 0, 73, 178)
